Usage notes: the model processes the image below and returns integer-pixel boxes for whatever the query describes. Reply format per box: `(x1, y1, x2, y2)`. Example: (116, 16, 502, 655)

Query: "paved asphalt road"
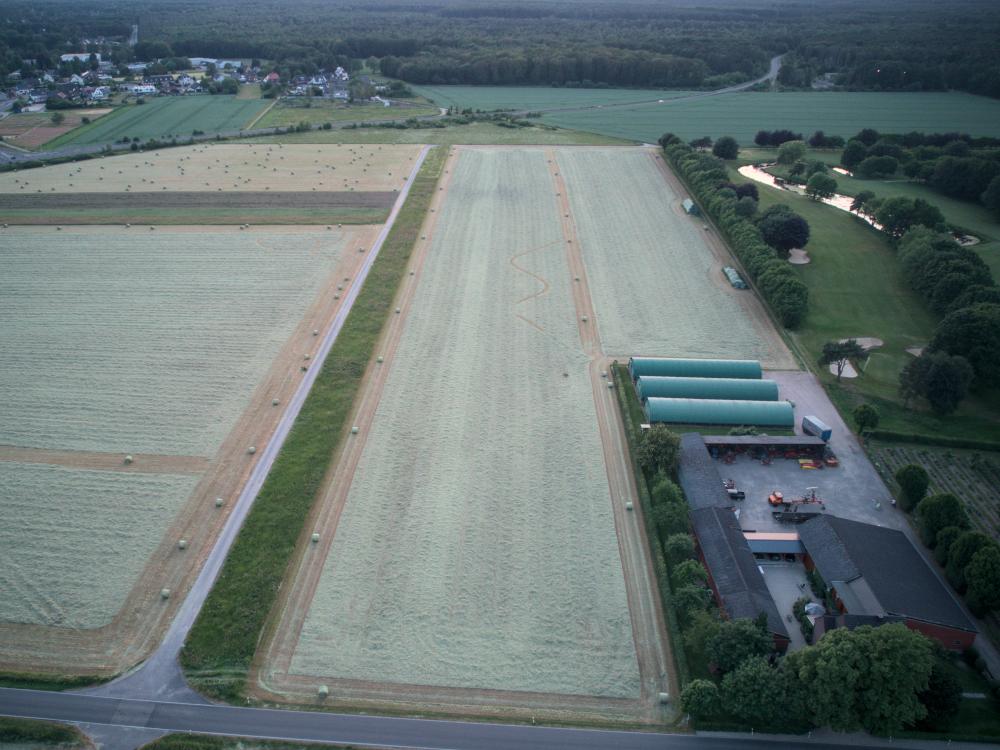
(0, 688, 965, 750)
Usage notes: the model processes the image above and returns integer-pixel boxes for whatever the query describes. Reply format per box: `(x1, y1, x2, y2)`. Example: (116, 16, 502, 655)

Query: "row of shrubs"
(895, 464, 1000, 617)
(661, 137, 809, 328)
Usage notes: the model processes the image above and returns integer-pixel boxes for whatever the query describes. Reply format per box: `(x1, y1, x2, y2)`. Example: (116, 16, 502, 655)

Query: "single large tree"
(671, 559, 708, 588)
(894, 464, 930, 511)
(899, 351, 975, 414)
(785, 623, 933, 734)
(945, 531, 993, 591)
(680, 679, 720, 720)
(663, 532, 695, 566)
(915, 493, 969, 547)
(819, 339, 866, 381)
(712, 135, 739, 160)
(777, 139, 807, 164)
(841, 139, 869, 169)
(965, 544, 1000, 616)
(805, 172, 838, 200)
(708, 618, 772, 674)
(757, 205, 810, 253)
(928, 303, 1000, 387)
(637, 426, 681, 476)
(874, 196, 946, 239)
(852, 403, 880, 432)
(721, 657, 795, 727)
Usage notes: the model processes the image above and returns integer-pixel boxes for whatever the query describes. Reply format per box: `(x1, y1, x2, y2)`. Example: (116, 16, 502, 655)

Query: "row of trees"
(681, 622, 958, 734)
(841, 129, 1000, 217)
(892, 469, 1000, 618)
(661, 136, 809, 328)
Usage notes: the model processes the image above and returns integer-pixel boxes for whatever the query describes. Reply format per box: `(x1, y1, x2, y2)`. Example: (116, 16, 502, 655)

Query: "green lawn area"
(732, 166, 1000, 442)
(255, 99, 438, 128)
(542, 91, 1000, 145)
(0, 716, 88, 747)
(251, 120, 634, 146)
(409, 84, 693, 111)
(48, 96, 271, 147)
(236, 83, 261, 99)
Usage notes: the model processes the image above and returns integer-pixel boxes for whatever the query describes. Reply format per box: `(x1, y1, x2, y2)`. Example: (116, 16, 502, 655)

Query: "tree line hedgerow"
(660, 136, 809, 328)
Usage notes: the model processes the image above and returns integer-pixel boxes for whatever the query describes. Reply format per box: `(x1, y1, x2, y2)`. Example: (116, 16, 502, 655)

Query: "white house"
(89, 86, 110, 101)
(61, 53, 101, 63)
(69, 74, 85, 85)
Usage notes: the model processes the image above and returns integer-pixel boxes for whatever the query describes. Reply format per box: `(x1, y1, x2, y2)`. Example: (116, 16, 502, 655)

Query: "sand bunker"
(829, 362, 859, 378)
(788, 248, 810, 264)
(840, 337, 883, 351)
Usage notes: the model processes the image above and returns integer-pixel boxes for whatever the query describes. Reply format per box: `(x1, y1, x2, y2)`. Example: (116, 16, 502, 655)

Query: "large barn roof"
(692, 505, 788, 640)
(645, 397, 794, 427)
(636, 376, 779, 402)
(628, 357, 762, 381)
(799, 516, 976, 633)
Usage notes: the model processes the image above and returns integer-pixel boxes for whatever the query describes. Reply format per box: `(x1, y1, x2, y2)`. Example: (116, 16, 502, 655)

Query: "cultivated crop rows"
(0, 228, 351, 455)
(875, 445, 1000, 539)
(289, 148, 641, 698)
(556, 148, 776, 360)
(0, 462, 197, 629)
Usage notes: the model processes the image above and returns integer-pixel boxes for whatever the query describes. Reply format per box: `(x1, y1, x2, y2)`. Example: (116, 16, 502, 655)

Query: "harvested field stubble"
(0, 462, 195, 628)
(287, 149, 640, 697)
(0, 143, 421, 194)
(555, 148, 778, 361)
(0, 228, 354, 455)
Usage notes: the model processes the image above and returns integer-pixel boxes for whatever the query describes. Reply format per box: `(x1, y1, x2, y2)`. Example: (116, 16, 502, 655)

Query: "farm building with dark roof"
(798, 515, 977, 650)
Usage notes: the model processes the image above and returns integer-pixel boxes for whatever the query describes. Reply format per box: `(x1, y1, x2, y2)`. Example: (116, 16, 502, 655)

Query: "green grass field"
(180, 147, 445, 702)
(410, 85, 692, 111)
(0, 716, 88, 747)
(253, 120, 633, 145)
(732, 168, 1000, 441)
(48, 96, 271, 147)
(542, 91, 1000, 144)
(255, 100, 438, 128)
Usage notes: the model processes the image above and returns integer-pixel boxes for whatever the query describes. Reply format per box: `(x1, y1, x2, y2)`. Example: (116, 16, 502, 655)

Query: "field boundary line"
(245, 99, 277, 130)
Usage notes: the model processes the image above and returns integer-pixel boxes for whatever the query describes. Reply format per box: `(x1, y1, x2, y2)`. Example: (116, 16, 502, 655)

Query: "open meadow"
(542, 91, 1000, 144)
(255, 100, 438, 128)
(0, 142, 421, 224)
(554, 147, 791, 366)
(46, 96, 271, 147)
(0, 222, 380, 675)
(267, 147, 641, 702)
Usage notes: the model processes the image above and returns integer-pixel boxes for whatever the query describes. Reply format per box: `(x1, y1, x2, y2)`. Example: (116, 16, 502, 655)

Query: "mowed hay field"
(0, 142, 422, 193)
(0, 463, 197, 629)
(554, 147, 784, 363)
(542, 91, 1000, 144)
(0, 108, 112, 149)
(285, 148, 641, 697)
(47, 96, 271, 147)
(0, 227, 355, 455)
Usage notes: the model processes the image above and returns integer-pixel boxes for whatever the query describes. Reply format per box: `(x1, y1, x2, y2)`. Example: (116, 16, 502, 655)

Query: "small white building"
(61, 53, 101, 63)
(89, 86, 110, 101)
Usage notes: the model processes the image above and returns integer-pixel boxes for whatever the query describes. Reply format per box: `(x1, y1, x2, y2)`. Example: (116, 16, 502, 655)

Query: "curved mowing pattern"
(0, 229, 349, 455)
(290, 149, 641, 698)
(644, 397, 794, 427)
(53, 96, 270, 147)
(0, 463, 196, 629)
(636, 376, 778, 401)
(556, 149, 775, 360)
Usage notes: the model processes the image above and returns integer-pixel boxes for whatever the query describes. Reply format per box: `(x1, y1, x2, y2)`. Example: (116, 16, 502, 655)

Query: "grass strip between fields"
(0, 716, 89, 746)
(612, 362, 690, 688)
(0, 670, 110, 691)
(179, 146, 446, 701)
(143, 733, 355, 750)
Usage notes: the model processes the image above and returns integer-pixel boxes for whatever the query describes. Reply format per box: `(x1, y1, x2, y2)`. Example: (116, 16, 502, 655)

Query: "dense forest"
(3, 0, 1000, 95)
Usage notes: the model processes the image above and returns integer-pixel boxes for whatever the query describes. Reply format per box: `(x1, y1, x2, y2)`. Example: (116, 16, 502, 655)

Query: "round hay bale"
(581, 315, 588, 322)
(247, 446, 256, 455)
(301, 365, 308, 371)
(124, 455, 134, 464)
(658, 692, 670, 704)
(215, 497, 224, 507)
(334, 294, 340, 300)
(395, 308, 401, 314)
(160, 588, 171, 599)
(178, 539, 188, 550)
(377, 356, 384, 363)
(409, 270, 415, 276)
(311, 533, 320, 543)
(625, 501, 634, 511)
(607, 382, 614, 389)
(358, 247, 364, 253)
(351, 426, 359, 434)
(313, 329, 319, 336)
(304, 354, 311, 360)
(272, 398, 280, 406)
(318, 685, 329, 698)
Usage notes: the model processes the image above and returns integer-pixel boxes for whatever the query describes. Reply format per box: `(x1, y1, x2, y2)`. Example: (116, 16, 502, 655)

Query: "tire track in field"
(509, 239, 562, 333)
